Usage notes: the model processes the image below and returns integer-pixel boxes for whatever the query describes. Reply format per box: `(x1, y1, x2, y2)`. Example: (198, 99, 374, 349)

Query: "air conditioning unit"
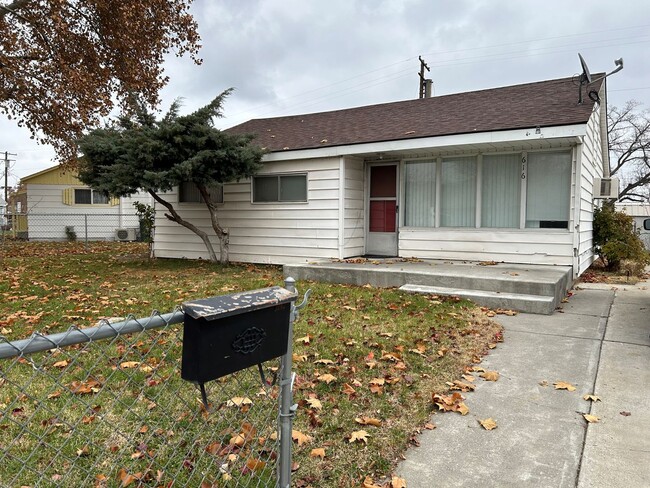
(115, 228, 137, 241)
(593, 177, 619, 199)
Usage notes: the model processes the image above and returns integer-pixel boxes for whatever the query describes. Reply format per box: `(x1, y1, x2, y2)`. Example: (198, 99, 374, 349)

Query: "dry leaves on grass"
(349, 430, 370, 444)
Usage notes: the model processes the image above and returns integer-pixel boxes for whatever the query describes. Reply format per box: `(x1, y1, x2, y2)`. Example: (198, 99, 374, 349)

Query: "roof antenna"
(577, 53, 624, 104)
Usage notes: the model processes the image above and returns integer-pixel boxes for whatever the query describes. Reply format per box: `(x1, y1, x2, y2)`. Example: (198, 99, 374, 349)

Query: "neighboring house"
(11, 165, 152, 241)
(153, 74, 609, 279)
(616, 203, 650, 250)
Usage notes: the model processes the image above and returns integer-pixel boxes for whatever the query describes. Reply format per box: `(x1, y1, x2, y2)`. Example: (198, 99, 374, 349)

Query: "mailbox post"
(181, 286, 298, 404)
(181, 282, 306, 487)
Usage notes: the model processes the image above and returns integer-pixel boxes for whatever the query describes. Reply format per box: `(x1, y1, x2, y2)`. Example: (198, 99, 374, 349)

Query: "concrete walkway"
(397, 278, 650, 487)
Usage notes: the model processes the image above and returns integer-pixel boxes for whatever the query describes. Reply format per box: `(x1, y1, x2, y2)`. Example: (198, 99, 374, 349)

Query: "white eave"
(263, 124, 587, 162)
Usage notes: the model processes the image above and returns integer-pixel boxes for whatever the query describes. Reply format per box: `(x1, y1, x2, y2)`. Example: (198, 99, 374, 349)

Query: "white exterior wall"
(343, 157, 365, 257)
(399, 228, 573, 265)
(575, 105, 605, 275)
(24, 184, 148, 241)
(153, 157, 342, 264)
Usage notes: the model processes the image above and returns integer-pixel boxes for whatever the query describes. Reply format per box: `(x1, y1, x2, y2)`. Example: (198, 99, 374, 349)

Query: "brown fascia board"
(227, 74, 605, 153)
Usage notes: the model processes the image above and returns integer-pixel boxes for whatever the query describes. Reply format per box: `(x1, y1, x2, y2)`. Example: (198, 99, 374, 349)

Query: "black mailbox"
(181, 286, 297, 385)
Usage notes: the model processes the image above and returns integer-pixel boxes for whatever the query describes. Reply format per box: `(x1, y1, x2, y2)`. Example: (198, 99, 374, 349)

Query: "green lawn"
(0, 240, 502, 487)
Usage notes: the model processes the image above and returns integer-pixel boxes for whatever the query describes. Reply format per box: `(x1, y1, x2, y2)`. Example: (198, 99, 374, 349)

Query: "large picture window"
(253, 174, 307, 202)
(403, 150, 571, 230)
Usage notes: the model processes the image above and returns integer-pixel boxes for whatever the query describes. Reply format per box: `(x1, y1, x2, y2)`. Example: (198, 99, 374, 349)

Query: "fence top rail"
(0, 310, 184, 360)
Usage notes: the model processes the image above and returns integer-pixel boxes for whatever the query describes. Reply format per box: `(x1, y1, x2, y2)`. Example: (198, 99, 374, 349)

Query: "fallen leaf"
(391, 476, 407, 488)
(553, 381, 576, 391)
(296, 335, 311, 344)
(479, 418, 498, 430)
(362, 476, 382, 488)
(342, 383, 356, 396)
(245, 458, 266, 472)
(292, 430, 313, 446)
(318, 374, 337, 384)
(355, 416, 382, 427)
(479, 371, 499, 382)
(424, 423, 436, 430)
(119, 361, 140, 369)
(310, 448, 326, 459)
(349, 430, 370, 444)
(305, 397, 323, 410)
(226, 397, 253, 407)
(293, 354, 308, 362)
(313, 359, 334, 365)
(583, 394, 601, 402)
(620, 411, 631, 417)
(583, 414, 600, 423)
(52, 360, 70, 368)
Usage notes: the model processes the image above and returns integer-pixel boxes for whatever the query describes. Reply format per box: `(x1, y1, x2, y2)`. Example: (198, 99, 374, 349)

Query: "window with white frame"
(404, 160, 436, 227)
(403, 150, 571, 230)
(525, 151, 571, 228)
(481, 154, 521, 228)
(253, 174, 307, 202)
(440, 157, 476, 227)
(179, 182, 224, 204)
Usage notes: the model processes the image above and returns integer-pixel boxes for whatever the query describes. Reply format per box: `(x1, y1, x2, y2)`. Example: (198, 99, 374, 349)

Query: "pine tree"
(78, 90, 264, 263)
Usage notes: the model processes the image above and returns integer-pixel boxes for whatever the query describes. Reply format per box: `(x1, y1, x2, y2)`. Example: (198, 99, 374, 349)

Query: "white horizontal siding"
(24, 184, 143, 240)
(153, 158, 342, 263)
(343, 157, 365, 257)
(399, 228, 573, 265)
(576, 104, 605, 275)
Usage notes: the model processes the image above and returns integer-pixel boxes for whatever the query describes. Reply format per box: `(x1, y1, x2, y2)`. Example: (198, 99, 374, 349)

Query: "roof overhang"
(263, 124, 587, 162)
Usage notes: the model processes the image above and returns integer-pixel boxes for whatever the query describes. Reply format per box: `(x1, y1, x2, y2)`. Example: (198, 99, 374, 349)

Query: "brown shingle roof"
(228, 75, 604, 153)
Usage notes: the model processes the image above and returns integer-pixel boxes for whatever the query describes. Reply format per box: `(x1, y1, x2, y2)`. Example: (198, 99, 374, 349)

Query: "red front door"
(367, 164, 398, 256)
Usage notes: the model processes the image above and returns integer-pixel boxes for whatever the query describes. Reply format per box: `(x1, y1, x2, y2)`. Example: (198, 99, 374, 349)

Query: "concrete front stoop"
(284, 259, 573, 315)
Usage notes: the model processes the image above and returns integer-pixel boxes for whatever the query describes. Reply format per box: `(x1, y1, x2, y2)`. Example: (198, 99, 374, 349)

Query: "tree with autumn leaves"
(0, 0, 201, 163)
(77, 90, 265, 264)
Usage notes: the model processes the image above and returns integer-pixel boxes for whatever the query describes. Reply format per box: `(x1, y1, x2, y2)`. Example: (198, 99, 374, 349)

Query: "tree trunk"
(147, 190, 219, 263)
(197, 184, 229, 264)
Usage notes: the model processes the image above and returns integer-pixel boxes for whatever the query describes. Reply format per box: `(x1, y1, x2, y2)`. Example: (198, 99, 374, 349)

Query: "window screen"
(253, 175, 307, 202)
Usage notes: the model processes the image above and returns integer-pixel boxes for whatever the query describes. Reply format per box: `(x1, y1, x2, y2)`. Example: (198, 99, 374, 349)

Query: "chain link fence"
(6, 213, 144, 242)
(0, 295, 299, 487)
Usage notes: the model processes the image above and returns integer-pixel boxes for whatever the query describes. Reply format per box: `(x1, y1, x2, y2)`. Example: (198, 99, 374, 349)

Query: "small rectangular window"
(92, 192, 109, 204)
(253, 174, 307, 202)
(74, 189, 92, 204)
(179, 182, 224, 203)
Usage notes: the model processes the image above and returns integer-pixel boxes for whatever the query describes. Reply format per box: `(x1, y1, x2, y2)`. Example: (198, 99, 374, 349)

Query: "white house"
(11, 165, 152, 241)
(153, 74, 609, 279)
(616, 203, 650, 250)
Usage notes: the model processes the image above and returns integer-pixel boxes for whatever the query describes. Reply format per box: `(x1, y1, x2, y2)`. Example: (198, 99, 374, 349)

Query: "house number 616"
(521, 156, 527, 179)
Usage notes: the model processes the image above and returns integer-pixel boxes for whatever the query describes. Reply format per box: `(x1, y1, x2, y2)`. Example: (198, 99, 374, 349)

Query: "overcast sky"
(2, 0, 648, 186)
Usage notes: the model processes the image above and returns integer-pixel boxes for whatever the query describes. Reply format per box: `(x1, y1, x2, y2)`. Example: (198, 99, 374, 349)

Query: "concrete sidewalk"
(397, 279, 650, 487)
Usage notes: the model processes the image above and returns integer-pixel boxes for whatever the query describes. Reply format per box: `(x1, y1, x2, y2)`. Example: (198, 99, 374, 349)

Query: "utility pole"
(418, 56, 433, 99)
(3, 151, 17, 204)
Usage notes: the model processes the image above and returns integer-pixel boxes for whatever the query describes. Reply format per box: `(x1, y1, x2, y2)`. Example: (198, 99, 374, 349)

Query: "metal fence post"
(278, 277, 297, 487)
(84, 214, 88, 250)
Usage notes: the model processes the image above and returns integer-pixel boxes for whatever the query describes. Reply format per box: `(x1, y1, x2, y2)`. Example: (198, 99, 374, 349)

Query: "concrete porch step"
(400, 284, 556, 315)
